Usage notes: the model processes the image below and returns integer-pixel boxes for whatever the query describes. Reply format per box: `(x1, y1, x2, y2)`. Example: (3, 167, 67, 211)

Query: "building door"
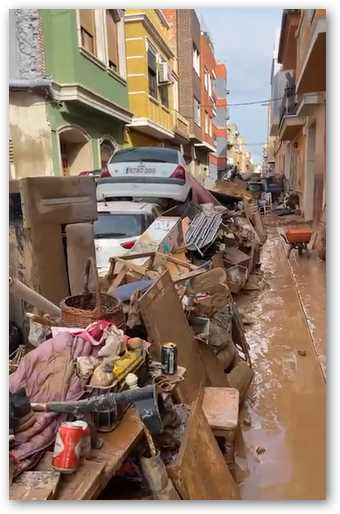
(303, 122, 316, 221)
(59, 127, 93, 176)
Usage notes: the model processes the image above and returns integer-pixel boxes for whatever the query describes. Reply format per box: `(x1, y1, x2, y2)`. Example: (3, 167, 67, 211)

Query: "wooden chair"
(202, 387, 239, 471)
(258, 192, 272, 215)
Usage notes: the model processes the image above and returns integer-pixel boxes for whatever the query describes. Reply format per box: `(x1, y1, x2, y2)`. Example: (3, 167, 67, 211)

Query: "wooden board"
(167, 392, 240, 500)
(202, 387, 239, 430)
(138, 271, 206, 403)
(33, 407, 144, 500)
(224, 246, 250, 266)
(10, 471, 60, 500)
(191, 267, 227, 293)
(232, 303, 252, 366)
(66, 223, 96, 295)
(172, 268, 206, 284)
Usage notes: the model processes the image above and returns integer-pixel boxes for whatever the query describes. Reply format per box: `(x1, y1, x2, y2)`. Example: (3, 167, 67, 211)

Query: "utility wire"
(228, 97, 283, 106)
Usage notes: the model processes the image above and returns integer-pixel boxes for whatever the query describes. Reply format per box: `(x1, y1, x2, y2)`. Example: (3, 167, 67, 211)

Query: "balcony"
(278, 80, 304, 140)
(296, 14, 326, 94)
(296, 92, 325, 116)
(279, 114, 304, 141)
(172, 110, 190, 142)
(279, 81, 298, 125)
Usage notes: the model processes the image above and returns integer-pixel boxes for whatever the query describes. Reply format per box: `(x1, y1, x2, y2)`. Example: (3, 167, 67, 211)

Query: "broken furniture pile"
(9, 181, 266, 500)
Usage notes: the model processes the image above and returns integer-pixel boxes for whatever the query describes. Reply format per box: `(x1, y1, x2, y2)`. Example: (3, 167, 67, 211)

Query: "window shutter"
(106, 11, 119, 71)
(79, 10, 96, 54)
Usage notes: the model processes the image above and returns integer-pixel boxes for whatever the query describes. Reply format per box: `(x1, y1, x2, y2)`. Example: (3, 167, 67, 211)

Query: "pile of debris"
(9, 182, 266, 500)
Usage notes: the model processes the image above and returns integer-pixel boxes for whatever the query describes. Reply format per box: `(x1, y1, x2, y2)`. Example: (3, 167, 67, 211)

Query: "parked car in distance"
(94, 201, 162, 275)
(97, 147, 191, 203)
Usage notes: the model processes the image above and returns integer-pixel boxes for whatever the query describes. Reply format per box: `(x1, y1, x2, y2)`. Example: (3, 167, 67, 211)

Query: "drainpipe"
(9, 79, 55, 101)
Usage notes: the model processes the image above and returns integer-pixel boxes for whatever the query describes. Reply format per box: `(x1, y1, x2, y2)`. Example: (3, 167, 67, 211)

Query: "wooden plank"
(157, 253, 196, 271)
(232, 303, 252, 367)
(10, 471, 60, 501)
(88, 407, 145, 498)
(56, 460, 106, 500)
(115, 257, 148, 276)
(172, 268, 207, 284)
(66, 223, 96, 295)
(107, 267, 126, 295)
(190, 267, 227, 292)
(138, 271, 206, 403)
(224, 246, 250, 266)
(167, 391, 240, 500)
(35, 452, 105, 501)
(118, 251, 156, 261)
(35, 407, 144, 500)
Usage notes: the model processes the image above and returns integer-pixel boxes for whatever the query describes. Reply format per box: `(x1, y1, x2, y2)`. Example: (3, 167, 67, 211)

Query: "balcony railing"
(279, 81, 298, 127)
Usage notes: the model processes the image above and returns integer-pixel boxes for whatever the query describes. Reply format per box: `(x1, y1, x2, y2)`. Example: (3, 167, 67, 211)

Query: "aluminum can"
(73, 420, 91, 458)
(161, 342, 177, 375)
(52, 422, 83, 473)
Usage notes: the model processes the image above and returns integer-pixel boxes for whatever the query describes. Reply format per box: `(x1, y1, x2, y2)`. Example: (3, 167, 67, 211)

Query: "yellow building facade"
(124, 9, 189, 148)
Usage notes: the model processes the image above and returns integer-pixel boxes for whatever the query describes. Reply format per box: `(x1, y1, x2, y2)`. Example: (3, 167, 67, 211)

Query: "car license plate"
(125, 166, 156, 175)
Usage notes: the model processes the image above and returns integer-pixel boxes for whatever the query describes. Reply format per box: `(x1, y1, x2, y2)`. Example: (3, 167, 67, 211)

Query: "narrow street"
(8, 8, 327, 502)
(236, 223, 326, 500)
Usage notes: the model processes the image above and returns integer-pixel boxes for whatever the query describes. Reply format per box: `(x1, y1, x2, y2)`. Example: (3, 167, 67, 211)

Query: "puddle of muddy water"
(234, 228, 326, 500)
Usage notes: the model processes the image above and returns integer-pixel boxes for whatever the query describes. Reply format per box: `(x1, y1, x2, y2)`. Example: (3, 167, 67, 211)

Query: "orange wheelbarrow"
(280, 227, 313, 258)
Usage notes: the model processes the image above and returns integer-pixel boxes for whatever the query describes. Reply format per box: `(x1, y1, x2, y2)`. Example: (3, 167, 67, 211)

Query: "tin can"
(73, 420, 91, 458)
(52, 422, 83, 473)
(161, 343, 177, 375)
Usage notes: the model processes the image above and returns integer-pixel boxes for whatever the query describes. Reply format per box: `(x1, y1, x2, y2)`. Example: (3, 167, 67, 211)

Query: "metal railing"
(279, 80, 298, 127)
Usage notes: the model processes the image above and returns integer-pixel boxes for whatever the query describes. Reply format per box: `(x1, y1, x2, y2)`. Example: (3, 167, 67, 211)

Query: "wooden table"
(10, 407, 144, 501)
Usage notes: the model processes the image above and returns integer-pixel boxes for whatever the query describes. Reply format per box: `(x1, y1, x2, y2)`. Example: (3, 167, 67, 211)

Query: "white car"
(96, 147, 191, 203)
(94, 201, 162, 275)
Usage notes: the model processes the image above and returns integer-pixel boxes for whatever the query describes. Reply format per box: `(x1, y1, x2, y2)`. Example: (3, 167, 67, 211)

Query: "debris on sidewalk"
(9, 176, 265, 500)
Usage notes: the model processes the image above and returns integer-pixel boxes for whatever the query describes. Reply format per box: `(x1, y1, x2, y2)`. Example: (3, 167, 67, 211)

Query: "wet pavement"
(235, 225, 326, 500)
(288, 247, 326, 379)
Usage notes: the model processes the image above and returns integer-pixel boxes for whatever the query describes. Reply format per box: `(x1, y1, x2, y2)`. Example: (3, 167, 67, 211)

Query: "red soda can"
(73, 420, 91, 458)
(52, 422, 83, 473)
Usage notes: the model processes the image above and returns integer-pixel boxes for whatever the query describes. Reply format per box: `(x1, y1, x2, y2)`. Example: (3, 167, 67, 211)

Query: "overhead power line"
(228, 97, 283, 106)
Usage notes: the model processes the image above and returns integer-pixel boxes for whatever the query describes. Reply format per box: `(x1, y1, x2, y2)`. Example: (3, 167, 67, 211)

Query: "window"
(209, 117, 213, 137)
(79, 10, 97, 55)
(94, 213, 143, 239)
(148, 47, 158, 99)
(110, 147, 179, 164)
(193, 45, 200, 76)
(208, 74, 212, 98)
(106, 10, 119, 72)
(159, 84, 169, 108)
(204, 68, 209, 91)
(158, 57, 169, 108)
(194, 97, 201, 126)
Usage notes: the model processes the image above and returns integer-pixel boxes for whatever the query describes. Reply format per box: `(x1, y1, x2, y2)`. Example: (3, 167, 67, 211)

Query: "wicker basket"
(60, 258, 125, 329)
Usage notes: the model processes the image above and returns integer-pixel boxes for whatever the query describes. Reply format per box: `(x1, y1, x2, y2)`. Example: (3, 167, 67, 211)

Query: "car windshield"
(94, 213, 143, 239)
(110, 148, 179, 164)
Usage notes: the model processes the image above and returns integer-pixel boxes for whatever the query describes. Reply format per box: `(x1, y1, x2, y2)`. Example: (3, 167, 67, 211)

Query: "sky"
(197, 8, 282, 164)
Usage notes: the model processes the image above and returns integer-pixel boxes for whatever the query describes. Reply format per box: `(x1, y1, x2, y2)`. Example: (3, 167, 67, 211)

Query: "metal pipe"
(9, 277, 61, 318)
(31, 384, 156, 415)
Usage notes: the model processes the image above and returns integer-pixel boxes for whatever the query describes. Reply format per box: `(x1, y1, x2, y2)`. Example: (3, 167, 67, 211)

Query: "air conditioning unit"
(158, 62, 172, 84)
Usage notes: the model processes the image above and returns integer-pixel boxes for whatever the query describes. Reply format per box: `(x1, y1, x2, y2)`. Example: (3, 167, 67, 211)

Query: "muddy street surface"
(235, 225, 326, 500)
